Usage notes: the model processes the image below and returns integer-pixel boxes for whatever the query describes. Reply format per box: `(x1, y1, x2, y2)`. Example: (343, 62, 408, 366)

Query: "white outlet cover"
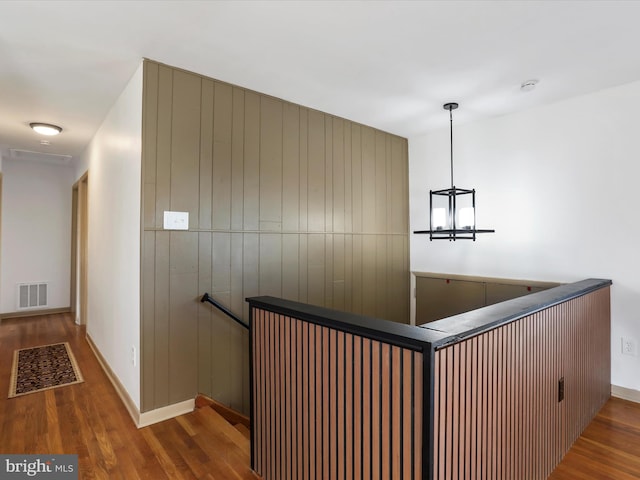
(163, 211, 189, 230)
(622, 337, 638, 356)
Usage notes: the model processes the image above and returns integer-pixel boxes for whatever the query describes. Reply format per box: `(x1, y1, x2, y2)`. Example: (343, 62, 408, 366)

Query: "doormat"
(8, 342, 84, 398)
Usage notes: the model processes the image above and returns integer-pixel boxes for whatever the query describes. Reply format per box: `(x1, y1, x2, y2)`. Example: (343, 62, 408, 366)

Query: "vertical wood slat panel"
(432, 287, 611, 480)
(251, 307, 423, 480)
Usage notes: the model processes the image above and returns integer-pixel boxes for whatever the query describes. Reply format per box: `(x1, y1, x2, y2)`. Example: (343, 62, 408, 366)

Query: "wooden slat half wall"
(141, 60, 409, 413)
(432, 286, 611, 480)
(252, 307, 423, 480)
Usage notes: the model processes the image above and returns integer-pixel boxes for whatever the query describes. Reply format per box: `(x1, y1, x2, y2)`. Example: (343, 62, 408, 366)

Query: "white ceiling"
(2, 0, 640, 162)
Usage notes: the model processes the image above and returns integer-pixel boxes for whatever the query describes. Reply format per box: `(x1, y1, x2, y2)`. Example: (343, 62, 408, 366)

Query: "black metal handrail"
(200, 293, 249, 330)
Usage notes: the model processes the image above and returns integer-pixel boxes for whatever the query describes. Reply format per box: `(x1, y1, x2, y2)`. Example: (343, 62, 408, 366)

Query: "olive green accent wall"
(141, 60, 409, 414)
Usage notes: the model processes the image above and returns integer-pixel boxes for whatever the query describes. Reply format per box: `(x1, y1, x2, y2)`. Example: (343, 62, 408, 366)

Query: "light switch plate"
(163, 211, 189, 230)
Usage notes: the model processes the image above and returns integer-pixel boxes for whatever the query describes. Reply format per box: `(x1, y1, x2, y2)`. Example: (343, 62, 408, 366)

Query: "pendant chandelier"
(414, 102, 494, 241)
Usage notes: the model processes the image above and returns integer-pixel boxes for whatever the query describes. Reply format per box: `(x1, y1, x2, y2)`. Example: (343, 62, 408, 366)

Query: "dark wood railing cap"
(247, 278, 612, 352)
(246, 295, 448, 351)
(421, 277, 612, 348)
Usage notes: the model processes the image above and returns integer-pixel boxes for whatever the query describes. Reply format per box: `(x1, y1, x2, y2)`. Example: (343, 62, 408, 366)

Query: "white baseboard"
(611, 384, 640, 403)
(138, 399, 195, 428)
(86, 333, 194, 428)
(0, 307, 71, 320)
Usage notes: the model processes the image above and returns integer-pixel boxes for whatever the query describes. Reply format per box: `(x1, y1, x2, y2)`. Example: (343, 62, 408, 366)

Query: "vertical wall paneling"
(168, 231, 199, 403)
(282, 234, 300, 302)
(243, 91, 260, 232)
(307, 110, 325, 233)
(298, 108, 309, 233)
(361, 127, 376, 233)
(361, 235, 377, 317)
(170, 70, 201, 219)
(283, 103, 300, 232)
(376, 235, 388, 320)
(212, 82, 233, 230)
(375, 131, 387, 233)
(141, 230, 156, 406)
(155, 65, 172, 228)
(431, 287, 611, 480)
(243, 233, 260, 319)
(259, 96, 283, 231)
(199, 78, 214, 230)
(325, 116, 334, 234)
(325, 233, 334, 309)
(333, 234, 346, 312)
(259, 234, 282, 298)
(143, 62, 158, 229)
(251, 307, 423, 480)
(351, 125, 363, 233)
(307, 234, 326, 307)
(351, 234, 363, 315)
(211, 232, 232, 403)
(333, 118, 345, 233)
(231, 88, 245, 231)
(153, 231, 170, 407)
(197, 232, 212, 395)
(140, 60, 409, 413)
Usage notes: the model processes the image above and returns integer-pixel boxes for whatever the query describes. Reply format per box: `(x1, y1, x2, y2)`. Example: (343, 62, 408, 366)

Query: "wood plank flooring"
(0, 313, 259, 479)
(2, 313, 640, 479)
(550, 397, 640, 479)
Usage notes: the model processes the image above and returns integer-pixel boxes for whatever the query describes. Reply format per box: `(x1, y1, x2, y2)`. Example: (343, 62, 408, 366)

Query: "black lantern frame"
(413, 102, 494, 241)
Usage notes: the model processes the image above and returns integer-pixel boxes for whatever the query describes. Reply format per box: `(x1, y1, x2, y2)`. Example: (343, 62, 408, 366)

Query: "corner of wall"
(86, 332, 194, 427)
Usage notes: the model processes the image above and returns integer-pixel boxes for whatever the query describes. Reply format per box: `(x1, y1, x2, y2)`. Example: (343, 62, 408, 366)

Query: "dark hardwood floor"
(2, 312, 640, 479)
(0, 313, 258, 479)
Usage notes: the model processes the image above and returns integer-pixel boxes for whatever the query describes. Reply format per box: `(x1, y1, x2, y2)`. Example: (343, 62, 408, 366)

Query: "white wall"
(77, 63, 143, 408)
(0, 158, 74, 313)
(409, 80, 640, 393)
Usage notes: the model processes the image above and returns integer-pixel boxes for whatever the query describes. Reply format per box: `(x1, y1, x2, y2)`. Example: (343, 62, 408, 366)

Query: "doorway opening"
(70, 172, 88, 325)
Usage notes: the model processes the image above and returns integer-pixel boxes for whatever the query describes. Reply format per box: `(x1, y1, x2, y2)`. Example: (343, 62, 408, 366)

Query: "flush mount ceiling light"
(29, 122, 62, 136)
(413, 102, 495, 241)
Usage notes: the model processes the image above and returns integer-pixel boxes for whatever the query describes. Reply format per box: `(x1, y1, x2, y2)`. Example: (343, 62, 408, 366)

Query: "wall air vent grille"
(9, 149, 72, 166)
(17, 283, 48, 310)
